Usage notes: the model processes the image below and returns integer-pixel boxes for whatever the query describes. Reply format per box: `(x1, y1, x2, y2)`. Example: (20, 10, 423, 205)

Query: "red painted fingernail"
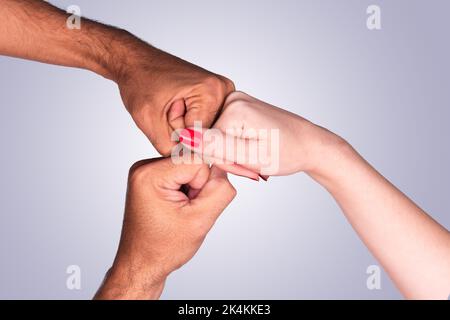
(259, 175, 269, 182)
(180, 138, 200, 148)
(180, 128, 202, 148)
(186, 128, 202, 140)
(250, 176, 260, 182)
(191, 140, 200, 148)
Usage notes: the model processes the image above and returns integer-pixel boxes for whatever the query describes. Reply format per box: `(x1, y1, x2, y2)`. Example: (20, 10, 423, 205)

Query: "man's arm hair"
(0, 0, 147, 81)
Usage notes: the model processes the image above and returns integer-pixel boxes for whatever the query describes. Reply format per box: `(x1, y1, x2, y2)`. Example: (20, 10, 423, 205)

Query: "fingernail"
(180, 128, 202, 140)
(180, 138, 200, 148)
(259, 175, 269, 182)
(186, 128, 202, 140)
(250, 176, 260, 182)
(179, 128, 202, 148)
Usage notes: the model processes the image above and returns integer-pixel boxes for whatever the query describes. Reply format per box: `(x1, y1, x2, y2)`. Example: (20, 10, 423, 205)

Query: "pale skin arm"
(189, 91, 450, 299)
(310, 141, 450, 300)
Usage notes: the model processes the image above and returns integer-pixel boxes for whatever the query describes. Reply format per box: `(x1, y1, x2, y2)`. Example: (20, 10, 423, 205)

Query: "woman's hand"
(180, 92, 450, 299)
(179, 91, 344, 179)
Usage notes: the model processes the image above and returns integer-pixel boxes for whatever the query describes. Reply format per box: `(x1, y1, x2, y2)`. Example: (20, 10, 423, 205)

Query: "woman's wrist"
(306, 133, 365, 194)
(302, 123, 357, 183)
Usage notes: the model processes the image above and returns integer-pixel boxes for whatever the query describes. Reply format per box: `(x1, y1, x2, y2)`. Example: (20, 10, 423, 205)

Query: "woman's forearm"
(309, 140, 450, 299)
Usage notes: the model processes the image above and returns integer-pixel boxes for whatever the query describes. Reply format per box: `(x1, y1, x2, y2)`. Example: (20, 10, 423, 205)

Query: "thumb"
(188, 166, 237, 227)
(167, 99, 186, 131)
(151, 156, 210, 192)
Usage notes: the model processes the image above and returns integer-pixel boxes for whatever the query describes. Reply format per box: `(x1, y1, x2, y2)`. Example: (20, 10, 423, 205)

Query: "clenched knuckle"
(220, 180, 237, 199)
(228, 184, 237, 198)
(223, 77, 236, 93)
(128, 162, 154, 184)
(202, 75, 223, 94)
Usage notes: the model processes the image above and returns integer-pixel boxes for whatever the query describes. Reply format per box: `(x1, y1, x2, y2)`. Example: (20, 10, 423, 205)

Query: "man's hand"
(116, 45, 235, 155)
(0, 0, 234, 155)
(94, 158, 236, 300)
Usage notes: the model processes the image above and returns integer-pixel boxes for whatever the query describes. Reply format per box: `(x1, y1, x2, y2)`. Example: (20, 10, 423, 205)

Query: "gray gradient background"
(0, 0, 449, 299)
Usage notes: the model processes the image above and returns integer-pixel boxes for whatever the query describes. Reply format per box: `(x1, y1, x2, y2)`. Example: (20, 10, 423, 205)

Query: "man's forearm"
(0, 0, 148, 81)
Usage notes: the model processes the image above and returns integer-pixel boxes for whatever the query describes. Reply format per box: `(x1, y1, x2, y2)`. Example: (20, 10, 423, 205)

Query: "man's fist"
(95, 157, 236, 300)
(117, 45, 235, 155)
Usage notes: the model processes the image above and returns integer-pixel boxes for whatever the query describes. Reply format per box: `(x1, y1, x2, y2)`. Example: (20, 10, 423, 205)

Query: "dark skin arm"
(94, 159, 236, 299)
(0, 0, 234, 155)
